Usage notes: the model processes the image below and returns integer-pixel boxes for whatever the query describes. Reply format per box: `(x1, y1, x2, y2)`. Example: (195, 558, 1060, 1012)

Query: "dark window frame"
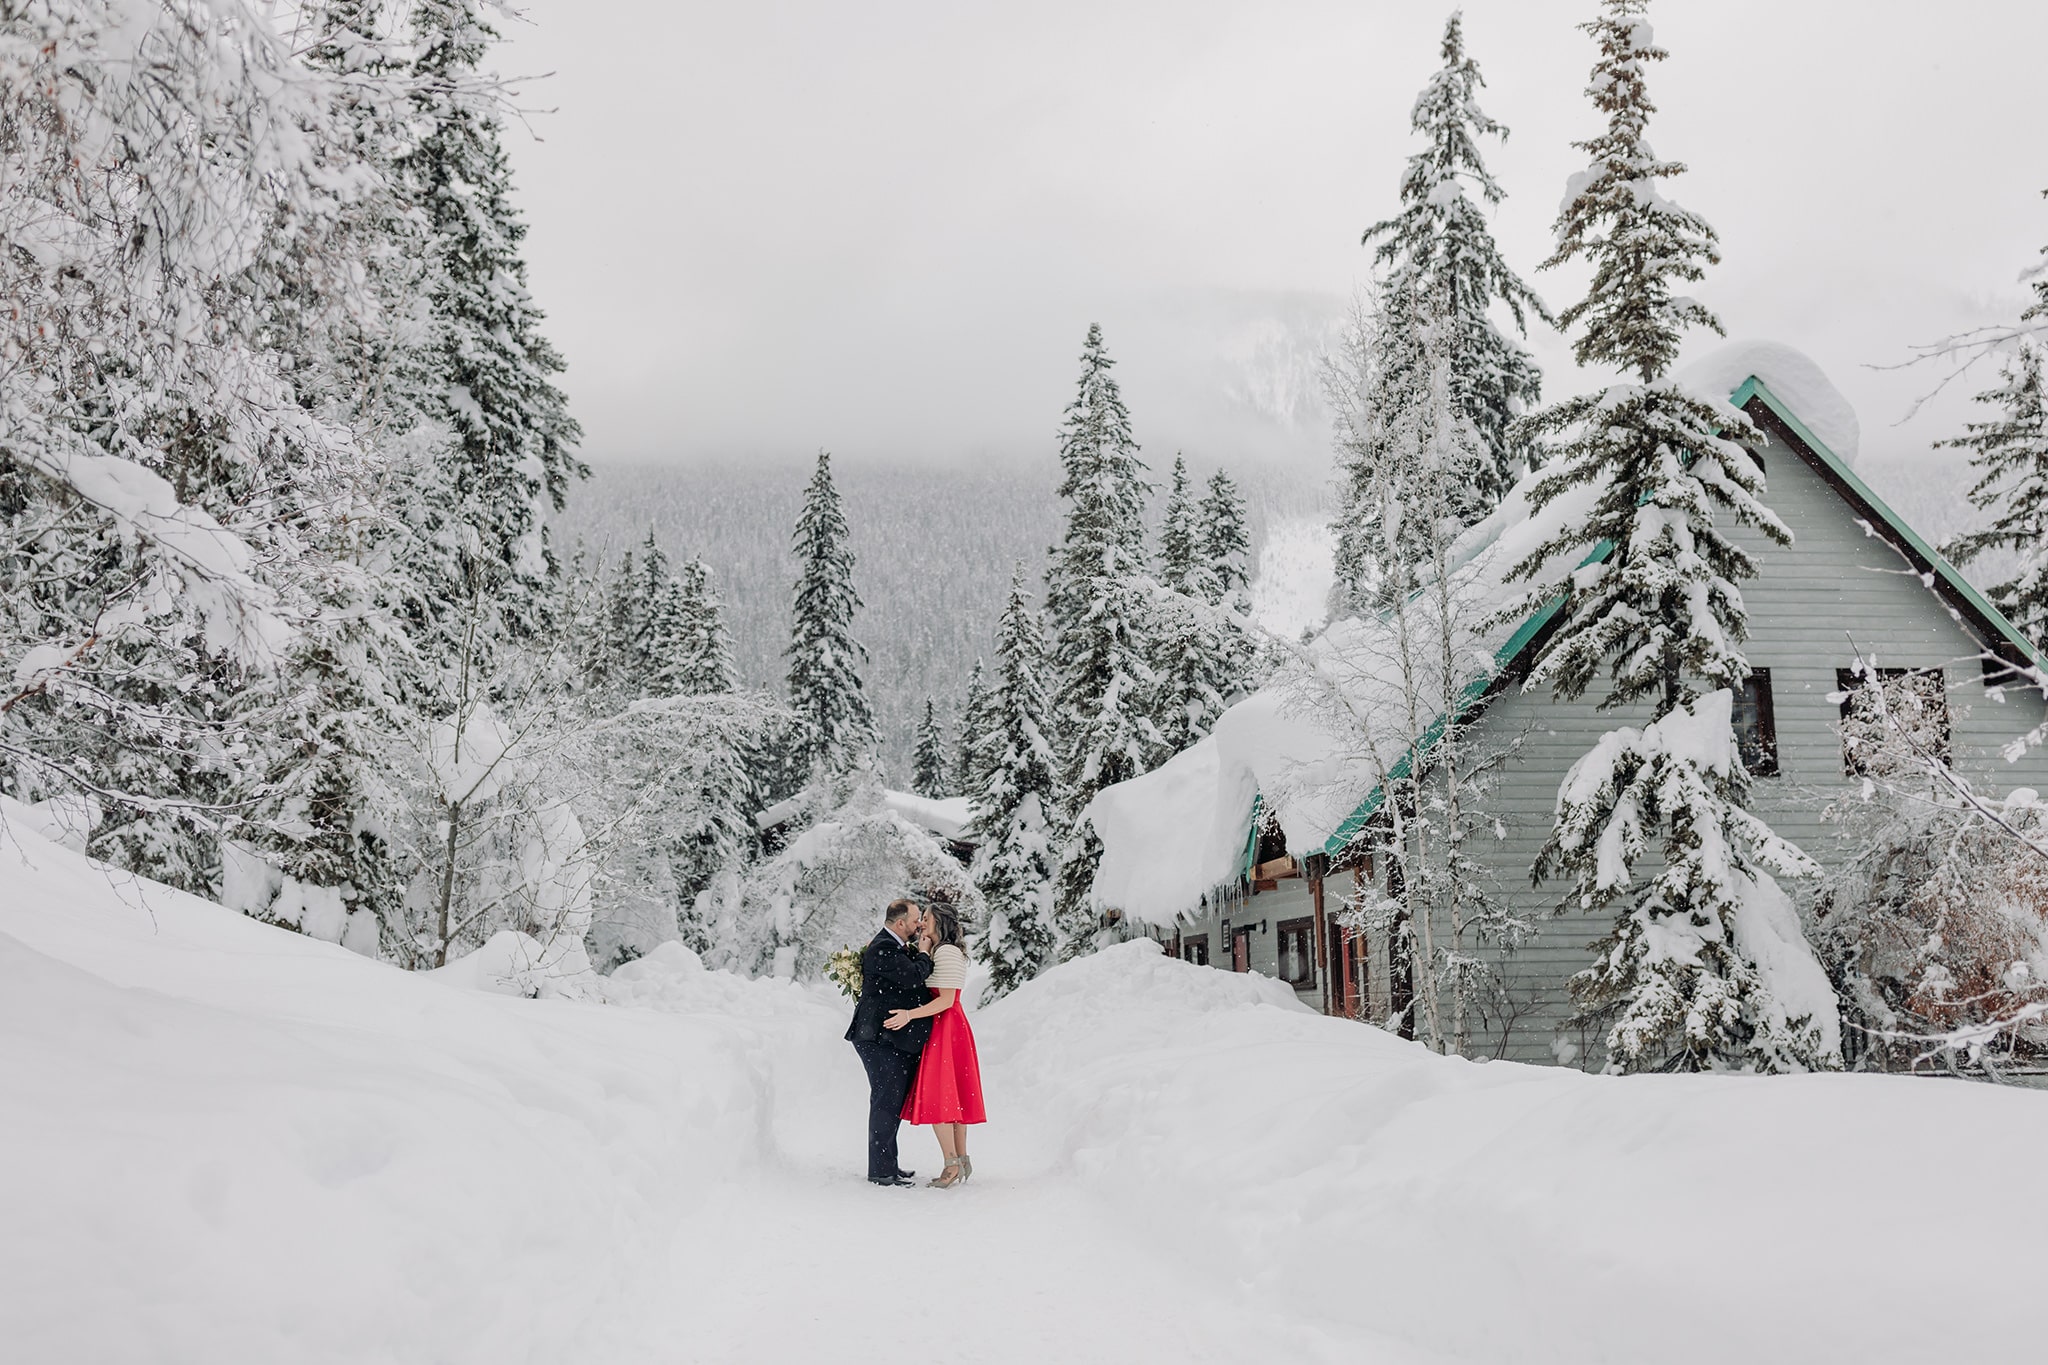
(1836, 665, 1951, 776)
(1732, 667, 1780, 777)
(1275, 917, 1316, 990)
(1182, 934, 1210, 967)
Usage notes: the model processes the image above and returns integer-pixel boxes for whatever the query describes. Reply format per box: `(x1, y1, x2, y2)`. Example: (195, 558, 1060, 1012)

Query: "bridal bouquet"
(824, 947, 862, 999)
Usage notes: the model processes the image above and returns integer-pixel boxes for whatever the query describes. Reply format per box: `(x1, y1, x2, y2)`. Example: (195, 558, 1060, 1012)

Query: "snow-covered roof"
(1678, 339, 1859, 467)
(879, 790, 977, 842)
(1089, 342, 2039, 926)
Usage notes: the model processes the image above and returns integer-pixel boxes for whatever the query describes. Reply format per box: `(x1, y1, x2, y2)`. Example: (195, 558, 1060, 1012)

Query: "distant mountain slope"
(555, 457, 1330, 777)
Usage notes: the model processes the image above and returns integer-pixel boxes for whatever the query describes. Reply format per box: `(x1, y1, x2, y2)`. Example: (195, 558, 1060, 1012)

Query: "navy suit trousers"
(852, 1039, 919, 1180)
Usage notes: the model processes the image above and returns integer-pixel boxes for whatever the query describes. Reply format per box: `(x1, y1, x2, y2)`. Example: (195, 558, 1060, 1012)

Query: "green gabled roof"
(1303, 373, 2044, 864)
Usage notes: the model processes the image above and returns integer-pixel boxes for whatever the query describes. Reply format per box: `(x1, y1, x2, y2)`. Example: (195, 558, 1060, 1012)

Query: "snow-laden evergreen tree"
(725, 771, 985, 977)
(1148, 459, 1219, 760)
(626, 530, 677, 690)
(640, 573, 694, 696)
(213, 0, 435, 944)
(1512, 0, 1829, 1073)
(0, 0, 385, 893)
(396, 0, 583, 672)
(1328, 288, 1487, 616)
(1361, 10, 1549, 508)
(1158, 458, 1205, 598)
(663, 559, 738, 696)
(1148, 459, 1256, 762)
(956, 659, 993, 795)
(1198, 470, 1254, 612)
(971, 570, 1062, 998)
(911, 699, 951, 797)
(785, 451, 877, 777)
(1197, 467, 1258, 695)
(1943, 344, 2048, 648)
(1044, 325, 1157, 955)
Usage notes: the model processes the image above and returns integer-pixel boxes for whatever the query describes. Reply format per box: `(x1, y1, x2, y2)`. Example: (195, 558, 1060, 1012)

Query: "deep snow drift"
(3, 819, 2043, 1364)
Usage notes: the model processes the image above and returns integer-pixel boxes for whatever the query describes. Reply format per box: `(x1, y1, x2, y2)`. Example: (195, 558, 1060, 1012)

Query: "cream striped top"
(927, 943, 968, 992)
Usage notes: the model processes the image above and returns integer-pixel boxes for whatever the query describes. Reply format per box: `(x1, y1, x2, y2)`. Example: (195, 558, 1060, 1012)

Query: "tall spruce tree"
(398, 0, 583, 666)
(1361, 11, 1548, 506)
(1158, 458, 1203, 597)
(1044, 324, 1157, 954)
(1513, 0, 1827, 1073)
(1198, 470, 1253, 612)
(664, 559, 738, 696)
(1148, 460, 1255, 762)
(971, 570, 1063, 998)
(628, 529, 678, 693)
(1331, 289, 1485, 615)
(956, 659, 993, 794)
(1197, 468, 1257, 696)
(912, 699, 951, 798)
(1943, 344, 2048, 649)
(785, 451, 877, 777)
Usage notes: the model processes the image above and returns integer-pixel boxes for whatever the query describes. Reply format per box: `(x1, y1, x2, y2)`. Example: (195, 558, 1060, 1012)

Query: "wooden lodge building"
(1085, 346, 2048, 1068)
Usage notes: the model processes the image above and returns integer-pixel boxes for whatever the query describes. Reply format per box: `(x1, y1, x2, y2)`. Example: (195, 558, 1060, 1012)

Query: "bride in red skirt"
(883, 902, 985, 1189)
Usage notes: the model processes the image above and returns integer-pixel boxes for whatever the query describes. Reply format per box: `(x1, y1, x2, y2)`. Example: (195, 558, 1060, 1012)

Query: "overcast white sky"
(496, 0, 2048, 473)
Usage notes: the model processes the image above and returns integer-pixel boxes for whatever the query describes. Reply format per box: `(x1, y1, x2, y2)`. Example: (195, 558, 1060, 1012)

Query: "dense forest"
(554, 456, 1332, 777)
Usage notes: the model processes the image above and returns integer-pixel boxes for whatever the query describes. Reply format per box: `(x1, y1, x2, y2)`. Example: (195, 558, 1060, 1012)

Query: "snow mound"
(1003, 937, 1312, 1016)
(604, 939, 830, 1018)
(6, 827, 2048, 1363)
(980, 940, 2048, 1365)
(1680, 338, 1861, 465)
(0, 816, 838, 1364)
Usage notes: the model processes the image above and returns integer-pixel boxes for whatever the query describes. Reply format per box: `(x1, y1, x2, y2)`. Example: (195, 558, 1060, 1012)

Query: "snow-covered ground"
(4, 819, 2044, 1364)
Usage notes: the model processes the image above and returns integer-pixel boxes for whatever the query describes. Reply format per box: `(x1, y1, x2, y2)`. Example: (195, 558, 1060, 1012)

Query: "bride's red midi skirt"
(903, 991, 986, 1125)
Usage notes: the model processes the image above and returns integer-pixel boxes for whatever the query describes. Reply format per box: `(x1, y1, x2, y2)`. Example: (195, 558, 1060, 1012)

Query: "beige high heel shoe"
(929, 1157, 965, 1189)
(959, 1154, 973, 1183)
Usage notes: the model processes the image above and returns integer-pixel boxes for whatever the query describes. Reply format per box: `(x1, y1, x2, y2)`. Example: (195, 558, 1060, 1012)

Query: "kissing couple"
(843, 897, 987, 1188)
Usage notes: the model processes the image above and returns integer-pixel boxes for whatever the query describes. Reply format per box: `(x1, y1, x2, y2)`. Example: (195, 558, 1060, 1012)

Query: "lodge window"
(1836, 665, 1951, 776)
(1731, 668, 1779, 776)
(1182, 934, 1210, 967)
(1276, 918, 1315, 990)
(1983, 654, 2028, 691)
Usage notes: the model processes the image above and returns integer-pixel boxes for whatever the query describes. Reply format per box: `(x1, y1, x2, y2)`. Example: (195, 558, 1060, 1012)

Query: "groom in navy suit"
(844, 899, 934, 1186)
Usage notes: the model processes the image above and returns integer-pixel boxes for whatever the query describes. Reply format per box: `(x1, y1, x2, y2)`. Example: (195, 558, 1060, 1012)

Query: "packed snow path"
(655, 1171, 1365, 1365)
(4, 820, 2045, 1365)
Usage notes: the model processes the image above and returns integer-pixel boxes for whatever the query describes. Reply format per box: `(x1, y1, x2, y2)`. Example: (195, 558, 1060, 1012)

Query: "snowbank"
(0, 818, 846, 1365)
(1679, 338, 1861, 464)
(982, 940, 2048, 1365)
(4, 828, 2043, 1363)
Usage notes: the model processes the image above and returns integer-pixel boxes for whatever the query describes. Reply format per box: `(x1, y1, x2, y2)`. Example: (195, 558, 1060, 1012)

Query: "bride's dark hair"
(927, 901, 965, 951)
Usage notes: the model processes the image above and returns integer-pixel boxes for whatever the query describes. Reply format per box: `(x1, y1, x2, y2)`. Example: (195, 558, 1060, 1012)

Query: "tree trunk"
(434, 800, 463, 969)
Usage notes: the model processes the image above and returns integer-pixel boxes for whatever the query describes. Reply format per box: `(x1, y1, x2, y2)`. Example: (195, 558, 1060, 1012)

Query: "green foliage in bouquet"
(824, 946, 863, 999)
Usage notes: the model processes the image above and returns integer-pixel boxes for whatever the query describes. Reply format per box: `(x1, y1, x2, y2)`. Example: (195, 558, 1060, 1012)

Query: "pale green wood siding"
(1447, 416, 2048, 1065)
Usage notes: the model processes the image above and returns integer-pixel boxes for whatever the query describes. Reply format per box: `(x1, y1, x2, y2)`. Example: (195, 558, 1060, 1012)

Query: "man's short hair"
(884, 898, 919, 923)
